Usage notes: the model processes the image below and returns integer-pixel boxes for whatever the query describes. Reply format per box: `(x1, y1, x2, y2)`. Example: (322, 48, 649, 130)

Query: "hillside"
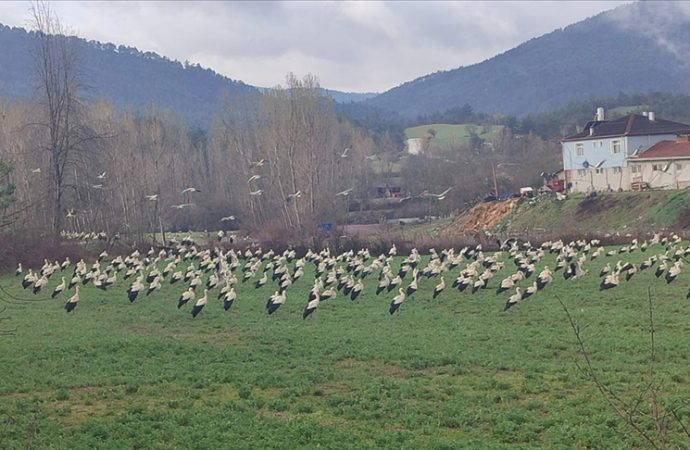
(443, 190, 690, 237)
(365, 2, 690, 118)
(0, 24, 372, 124)
(405, 123, 503, 151)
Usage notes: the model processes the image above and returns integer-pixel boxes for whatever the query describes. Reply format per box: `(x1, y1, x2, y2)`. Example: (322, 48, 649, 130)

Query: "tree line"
(0, 77, 384, 241)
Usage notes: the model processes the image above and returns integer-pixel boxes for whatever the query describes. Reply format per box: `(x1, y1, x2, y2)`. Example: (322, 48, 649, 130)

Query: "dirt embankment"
(444, 199, 516, 234)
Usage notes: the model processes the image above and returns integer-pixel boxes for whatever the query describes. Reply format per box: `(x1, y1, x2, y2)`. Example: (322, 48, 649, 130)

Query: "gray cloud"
(604, 1, 690, 62)
(0, 1, 630, 92)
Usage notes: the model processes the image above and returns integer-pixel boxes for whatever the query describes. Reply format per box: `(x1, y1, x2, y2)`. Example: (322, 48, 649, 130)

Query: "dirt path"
(444, 199, 516, 234)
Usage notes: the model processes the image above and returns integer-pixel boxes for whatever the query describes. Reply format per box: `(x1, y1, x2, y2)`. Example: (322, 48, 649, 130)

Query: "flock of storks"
(13, 232, 690, 318)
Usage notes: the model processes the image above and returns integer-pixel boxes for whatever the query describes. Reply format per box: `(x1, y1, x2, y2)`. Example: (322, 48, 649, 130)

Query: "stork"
(65, 287, 80, 313)
(191, 289, 208, 318)
(389, 288, 406, 315)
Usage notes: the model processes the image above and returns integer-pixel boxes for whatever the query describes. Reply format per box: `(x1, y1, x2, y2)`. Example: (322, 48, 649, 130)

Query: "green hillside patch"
(608, 105, 644, 119)
(497, 190, 690, 235)
(405, 124, 503, 151)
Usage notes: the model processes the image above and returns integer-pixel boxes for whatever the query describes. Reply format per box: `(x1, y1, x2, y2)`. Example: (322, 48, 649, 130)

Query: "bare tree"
(0, 158, 16, 229)
(30, 1, 85, 240)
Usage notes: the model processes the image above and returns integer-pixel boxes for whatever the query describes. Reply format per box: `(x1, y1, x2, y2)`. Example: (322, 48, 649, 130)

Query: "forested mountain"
(365, 2, 690, 118)
(0, 24, 371, 124)
(0, 24, 261, 124)
(4, 2, 690, 125)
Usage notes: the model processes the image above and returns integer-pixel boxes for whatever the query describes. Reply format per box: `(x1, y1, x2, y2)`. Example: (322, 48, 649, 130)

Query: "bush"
(238, 385, 251, 400)
(55, 387, 69, 401)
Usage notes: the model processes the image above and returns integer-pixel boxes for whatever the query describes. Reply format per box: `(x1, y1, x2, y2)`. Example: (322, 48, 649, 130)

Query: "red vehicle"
(547, 178, 565, 192)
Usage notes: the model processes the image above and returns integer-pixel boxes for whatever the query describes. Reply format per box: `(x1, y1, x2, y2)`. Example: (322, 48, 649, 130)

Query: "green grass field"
(608, 105, 645, 119)
(2, 246, 690, 449)
(405, 124, 503, 151)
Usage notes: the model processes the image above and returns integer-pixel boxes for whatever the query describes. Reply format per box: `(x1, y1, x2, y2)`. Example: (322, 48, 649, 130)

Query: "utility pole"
(492, 161, 498, 198)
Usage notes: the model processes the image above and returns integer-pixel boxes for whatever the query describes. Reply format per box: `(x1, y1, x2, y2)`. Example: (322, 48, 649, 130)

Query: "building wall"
(562, 133, 682, 193)
(629, 159, 690, 189)
(562, 134, 677, 171)
(562, 137, 626, 171)
(565, 166, 632, 193)
(567, 158, 690, 193)
(406, 138, 424, 155)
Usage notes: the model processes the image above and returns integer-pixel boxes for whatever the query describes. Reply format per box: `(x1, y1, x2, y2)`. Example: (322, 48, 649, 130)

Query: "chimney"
(649, 111, 655, 121)
(589, 126, 594, 136)
(596, 107, 605, 121)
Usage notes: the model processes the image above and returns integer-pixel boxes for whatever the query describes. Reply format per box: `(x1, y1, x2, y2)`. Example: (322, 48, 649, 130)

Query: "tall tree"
(0, 159, 16, 229)
(30, 1, 85, 239)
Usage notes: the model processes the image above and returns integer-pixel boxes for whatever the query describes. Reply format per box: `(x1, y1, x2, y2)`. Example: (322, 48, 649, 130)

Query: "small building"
(561, 108, 690, 193)
(406, 138, 425, 155)
(375, 184, 404, 198)
(627, 135, 690, 190)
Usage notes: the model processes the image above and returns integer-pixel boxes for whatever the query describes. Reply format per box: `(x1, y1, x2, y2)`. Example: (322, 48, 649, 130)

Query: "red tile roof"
(629, 139, 690, 160)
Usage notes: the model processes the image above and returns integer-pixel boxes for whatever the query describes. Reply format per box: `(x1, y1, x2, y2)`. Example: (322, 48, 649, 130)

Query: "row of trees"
(414, 91, 690, 142)
(0, 81, 381, 241)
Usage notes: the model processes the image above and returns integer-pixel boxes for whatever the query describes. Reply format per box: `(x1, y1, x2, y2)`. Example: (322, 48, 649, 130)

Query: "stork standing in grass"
(536, 266, 553, 290)
(600, 272, 619, 291)
(405, 277, 418, 297)
(191, 289, 208, 318)
(128, 276, 144, 302)
(389, 288, 406, 314)
(267, 290, 286, 315)
(222, 288, 236, 311)
(303, 290, 320, 319)
(65, 287, 79, 313)
(51, 277, 66, 298)
(504, 287, 524, 311)
(432, 277, 445, 299)
(178, 288, 195, 309)
(350, 279, 363, 301)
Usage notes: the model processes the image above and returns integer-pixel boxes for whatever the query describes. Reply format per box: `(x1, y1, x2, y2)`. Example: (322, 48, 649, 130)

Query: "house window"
(577, 169, 587, 177)
(652, 164, 665, 172)
(593, 141, 597, 148)
(676, 163, 683, 171)
(599, 140, 603, 147)
(613, 166, 622, 174)
(612, 140, 621, 154)
(595, 168, 604, 174)
(575, 143, 584, 156)
(631, 165, 641, 173)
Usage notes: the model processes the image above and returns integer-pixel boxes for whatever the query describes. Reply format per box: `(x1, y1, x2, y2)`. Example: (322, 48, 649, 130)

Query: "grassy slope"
(497, 190, 690, 235)
(405, 124, 503, 151)
(608, 105, 643, 118)
(1, 247, 690, 448)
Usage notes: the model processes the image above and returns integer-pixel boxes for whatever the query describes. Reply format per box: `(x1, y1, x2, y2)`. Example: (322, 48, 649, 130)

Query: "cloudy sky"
(0, 1, 630, 93)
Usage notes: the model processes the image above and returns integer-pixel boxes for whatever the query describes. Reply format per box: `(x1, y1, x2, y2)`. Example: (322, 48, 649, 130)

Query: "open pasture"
(2, 242, 690, 449)
(405, 124, 504, 151)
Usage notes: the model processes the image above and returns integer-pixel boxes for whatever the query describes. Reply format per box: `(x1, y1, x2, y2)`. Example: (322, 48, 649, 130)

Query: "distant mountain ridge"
(4, 2, 690, 124)
(0, 23, 373, 124)
(0, 24, 261, 124)
(364, 2, 690, 118)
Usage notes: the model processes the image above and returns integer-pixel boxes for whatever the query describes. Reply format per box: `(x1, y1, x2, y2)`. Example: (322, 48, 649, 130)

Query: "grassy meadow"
(1, 246, 690, 449)
(405, 124, 504, 151)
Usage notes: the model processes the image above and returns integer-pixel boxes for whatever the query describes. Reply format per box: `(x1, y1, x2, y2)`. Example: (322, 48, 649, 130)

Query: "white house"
(561, 108, 690, 192)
